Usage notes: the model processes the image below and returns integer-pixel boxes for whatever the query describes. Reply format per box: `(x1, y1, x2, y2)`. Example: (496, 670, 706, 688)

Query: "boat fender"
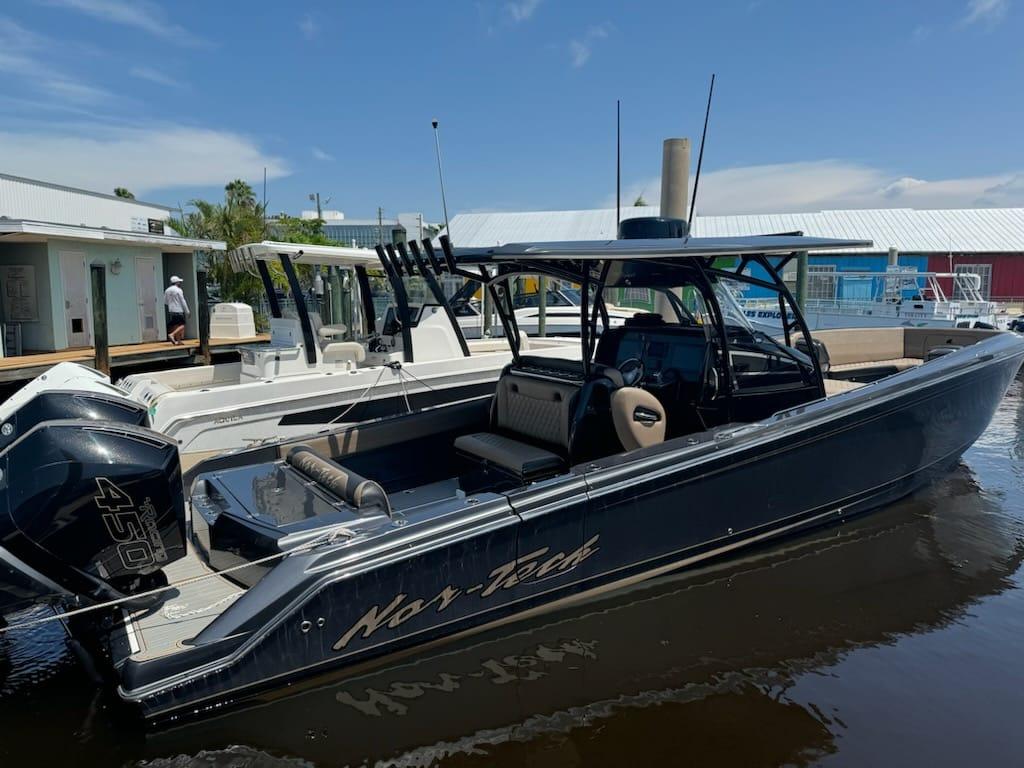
(287, 446, 392, 517)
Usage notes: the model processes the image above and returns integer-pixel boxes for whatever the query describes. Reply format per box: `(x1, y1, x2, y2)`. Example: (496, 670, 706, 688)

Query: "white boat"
(452, 283, 637, 337)
(738, 270, 1007, 332)
(37, 241, 577, 469)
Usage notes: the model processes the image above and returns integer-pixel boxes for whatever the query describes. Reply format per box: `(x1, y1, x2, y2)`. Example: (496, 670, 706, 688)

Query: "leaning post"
(90, 263, 110, 377)
(197, 269, 211, 364)
(795, 251, 809, 311)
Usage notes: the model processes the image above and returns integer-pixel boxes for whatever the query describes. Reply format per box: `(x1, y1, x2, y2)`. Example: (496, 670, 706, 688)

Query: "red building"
(927, 253, 1024, 305)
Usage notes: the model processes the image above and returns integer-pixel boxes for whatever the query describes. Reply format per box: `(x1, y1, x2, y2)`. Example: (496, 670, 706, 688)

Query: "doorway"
(59, 251, 91, 347)
(136, 255, 159, 342)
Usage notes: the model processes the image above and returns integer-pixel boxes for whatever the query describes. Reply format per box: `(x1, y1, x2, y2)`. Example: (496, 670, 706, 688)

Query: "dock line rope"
(0, 527, 352, 635)
(327, 365, 389, 425)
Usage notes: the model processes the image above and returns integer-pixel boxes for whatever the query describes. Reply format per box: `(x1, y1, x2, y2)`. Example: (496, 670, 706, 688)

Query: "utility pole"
(308, 192, 322, 220)
(378, 207, 384, 246)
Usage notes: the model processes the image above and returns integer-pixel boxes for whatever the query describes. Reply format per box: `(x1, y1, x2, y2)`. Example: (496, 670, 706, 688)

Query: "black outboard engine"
(0, 368, 186, 620)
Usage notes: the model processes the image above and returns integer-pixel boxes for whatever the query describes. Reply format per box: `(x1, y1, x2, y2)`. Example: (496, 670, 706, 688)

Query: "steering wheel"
(618, 357, 645, 387)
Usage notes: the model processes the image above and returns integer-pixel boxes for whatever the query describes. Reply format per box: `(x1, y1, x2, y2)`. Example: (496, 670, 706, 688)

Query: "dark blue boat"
(1, 225, 1021, 721)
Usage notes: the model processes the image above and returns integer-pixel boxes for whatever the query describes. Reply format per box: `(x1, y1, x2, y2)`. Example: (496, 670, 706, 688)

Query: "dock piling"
(197, 270, 211, 364)
(90, 263, 110, 377)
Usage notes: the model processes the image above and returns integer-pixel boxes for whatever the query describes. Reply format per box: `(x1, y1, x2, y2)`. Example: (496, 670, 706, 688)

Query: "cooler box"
(209, 303, 257, 339)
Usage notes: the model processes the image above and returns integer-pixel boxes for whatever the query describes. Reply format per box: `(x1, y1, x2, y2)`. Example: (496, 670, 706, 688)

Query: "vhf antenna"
(616, 99, 621, 232)
(431, 119, 451, 237)
(687, 73, 716, 233)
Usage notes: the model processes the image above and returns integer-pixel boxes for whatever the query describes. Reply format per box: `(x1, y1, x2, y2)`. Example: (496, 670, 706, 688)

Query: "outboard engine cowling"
(0, 420, 186, 614)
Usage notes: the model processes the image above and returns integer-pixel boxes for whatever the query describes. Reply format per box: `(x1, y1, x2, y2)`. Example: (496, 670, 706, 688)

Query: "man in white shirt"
(164, 275, 190, 345)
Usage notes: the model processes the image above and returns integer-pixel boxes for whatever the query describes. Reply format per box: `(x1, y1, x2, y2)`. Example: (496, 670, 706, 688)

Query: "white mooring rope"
(0, 527, 351, 635)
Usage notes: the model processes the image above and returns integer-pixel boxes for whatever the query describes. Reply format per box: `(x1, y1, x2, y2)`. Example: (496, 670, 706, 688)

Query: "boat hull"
(116, 334, 1024, 721)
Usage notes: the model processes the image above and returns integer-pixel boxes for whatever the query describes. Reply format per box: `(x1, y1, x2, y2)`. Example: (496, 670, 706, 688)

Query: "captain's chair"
(455, 356, 626, 481)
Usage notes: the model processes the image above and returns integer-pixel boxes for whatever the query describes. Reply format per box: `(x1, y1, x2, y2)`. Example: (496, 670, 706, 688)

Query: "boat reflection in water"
(135, 456, 1023, 768)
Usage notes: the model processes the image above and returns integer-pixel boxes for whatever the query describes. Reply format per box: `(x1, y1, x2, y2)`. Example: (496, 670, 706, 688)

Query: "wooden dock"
(0, 335, 269, 384)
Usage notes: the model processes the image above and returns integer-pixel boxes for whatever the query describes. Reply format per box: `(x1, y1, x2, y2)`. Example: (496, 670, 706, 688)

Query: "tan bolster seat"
(611, 387, 666, 450)
(453, 432, 563, 477)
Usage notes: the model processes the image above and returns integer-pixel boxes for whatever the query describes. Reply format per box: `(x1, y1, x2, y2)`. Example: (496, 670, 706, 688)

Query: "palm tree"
(168, 181, 268, 304)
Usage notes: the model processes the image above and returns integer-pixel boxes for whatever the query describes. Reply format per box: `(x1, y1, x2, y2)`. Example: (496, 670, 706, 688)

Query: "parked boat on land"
(0, 222, 1020, 722)
(4, 241, 577, 469)
(739, 269, 1006, 332)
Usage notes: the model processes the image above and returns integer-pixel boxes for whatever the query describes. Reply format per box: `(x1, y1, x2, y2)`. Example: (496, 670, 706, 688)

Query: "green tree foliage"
(114, 187, 135, 199)
(271, 214, 337, 246)
(168, 180, 269, 305)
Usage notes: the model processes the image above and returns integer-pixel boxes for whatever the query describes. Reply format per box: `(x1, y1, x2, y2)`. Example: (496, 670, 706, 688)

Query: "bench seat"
(455, 432, 564, 479)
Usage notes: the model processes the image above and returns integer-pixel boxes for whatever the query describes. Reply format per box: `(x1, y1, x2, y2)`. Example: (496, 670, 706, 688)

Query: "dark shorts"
(168, 312, 186, 329)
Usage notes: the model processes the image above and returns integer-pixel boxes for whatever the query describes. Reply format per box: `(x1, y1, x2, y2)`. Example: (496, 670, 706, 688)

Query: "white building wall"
(0, 174, 173, 231)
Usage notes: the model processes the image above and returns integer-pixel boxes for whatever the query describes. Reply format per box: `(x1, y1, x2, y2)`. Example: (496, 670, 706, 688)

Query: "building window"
(807, 265, 837, 301)
(954, 264, 992, 300)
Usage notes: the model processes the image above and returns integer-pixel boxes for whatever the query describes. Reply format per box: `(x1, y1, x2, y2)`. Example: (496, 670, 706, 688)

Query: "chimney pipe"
(660, 138, 691, 221)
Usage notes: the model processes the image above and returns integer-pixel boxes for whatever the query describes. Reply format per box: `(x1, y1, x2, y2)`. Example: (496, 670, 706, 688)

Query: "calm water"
(2, 379, 1024, 767)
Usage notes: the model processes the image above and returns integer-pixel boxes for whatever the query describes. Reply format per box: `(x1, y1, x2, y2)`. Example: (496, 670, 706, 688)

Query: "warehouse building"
(0, 174, 224, 354)
(444, 206, 1024, 306)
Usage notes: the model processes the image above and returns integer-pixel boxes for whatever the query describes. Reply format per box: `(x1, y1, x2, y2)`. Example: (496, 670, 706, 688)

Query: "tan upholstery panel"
(902, 327, 1002, 359)
(493, 373, 578, 451)
(823, 378, 866, 396)
(830, 357, 923, 373)
(814, 328, 906, 367)
(611, 387, 667, 450)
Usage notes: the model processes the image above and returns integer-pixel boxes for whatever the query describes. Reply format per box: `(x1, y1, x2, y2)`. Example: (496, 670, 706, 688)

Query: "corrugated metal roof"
(0, 219, 225, 252)
(445, 206, 1024, 254)
(0, 173, 174, 232)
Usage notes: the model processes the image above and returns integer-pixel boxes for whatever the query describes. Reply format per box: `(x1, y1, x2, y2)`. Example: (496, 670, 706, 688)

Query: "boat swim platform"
(0, 335, 269, 384)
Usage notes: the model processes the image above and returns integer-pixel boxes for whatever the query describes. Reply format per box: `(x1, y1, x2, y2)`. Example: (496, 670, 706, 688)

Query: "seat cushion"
(455, 432, 564, 478)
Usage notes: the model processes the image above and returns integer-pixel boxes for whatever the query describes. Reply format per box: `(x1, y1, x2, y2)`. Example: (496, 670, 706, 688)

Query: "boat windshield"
(712, 278, 759, 333)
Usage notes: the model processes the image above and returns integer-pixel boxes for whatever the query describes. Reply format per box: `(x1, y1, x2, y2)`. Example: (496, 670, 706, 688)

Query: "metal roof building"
(0, 173, 224, 354)
(443, 206, 1024, 303)
(0, 173, 175, 232)
(444, 206, 1024, 254)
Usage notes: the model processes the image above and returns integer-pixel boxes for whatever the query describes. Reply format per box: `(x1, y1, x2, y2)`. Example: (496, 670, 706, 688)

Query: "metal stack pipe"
(660, 138, 691, 221)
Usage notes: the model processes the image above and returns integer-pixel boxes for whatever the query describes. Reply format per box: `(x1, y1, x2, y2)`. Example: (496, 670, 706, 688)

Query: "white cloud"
(961, 0, 1009, 25)
(569, 24, 611, 68)
(38, 0, 208, 46)
(0, 16, 112, 104)
(506, 0, 542, 22)
(129, 66, 184, 89)
(608, 160, 1024, 214)
(298, 14, 317, 39)
(311, 146, 334, 161)
(0, 124, 289, 194)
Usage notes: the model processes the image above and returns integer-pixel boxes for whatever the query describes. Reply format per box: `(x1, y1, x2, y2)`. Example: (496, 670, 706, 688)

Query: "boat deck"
(120, 546, 244, 662)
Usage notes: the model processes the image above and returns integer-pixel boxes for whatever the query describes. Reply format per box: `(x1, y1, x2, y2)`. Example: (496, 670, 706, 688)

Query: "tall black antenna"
(687, 73, 715, 229)
(431, 119, 451, 237)
(616, 99, 621, 231)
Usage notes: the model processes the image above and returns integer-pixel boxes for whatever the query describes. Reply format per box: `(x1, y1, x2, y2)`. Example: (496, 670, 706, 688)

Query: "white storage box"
(209, 303, 257, 339)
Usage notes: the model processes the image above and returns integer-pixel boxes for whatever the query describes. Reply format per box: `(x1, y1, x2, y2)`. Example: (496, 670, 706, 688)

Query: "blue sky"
(1, 0, 1022, 222)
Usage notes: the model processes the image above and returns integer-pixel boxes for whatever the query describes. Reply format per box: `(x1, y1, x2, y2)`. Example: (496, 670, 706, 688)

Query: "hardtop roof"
(453, 235, 872, 264)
